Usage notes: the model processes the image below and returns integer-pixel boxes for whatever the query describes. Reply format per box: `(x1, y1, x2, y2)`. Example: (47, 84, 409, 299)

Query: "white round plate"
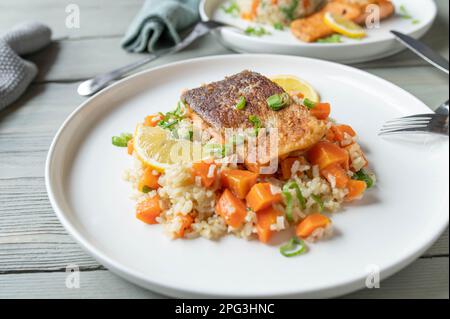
(46, 55, 449, 298)
(200, 0, 437, 63)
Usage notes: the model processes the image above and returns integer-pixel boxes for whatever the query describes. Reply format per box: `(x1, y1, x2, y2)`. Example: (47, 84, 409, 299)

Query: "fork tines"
(379, 113, 449, 136)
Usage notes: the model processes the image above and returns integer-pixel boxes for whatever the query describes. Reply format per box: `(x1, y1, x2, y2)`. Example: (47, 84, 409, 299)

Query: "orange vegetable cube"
(246, 183, 283, 212)
(346, 180, 367, 201)
(256, 206, 283, 244)
(221, 169, 258, 199)
(310, 102, 331, 120)
(192, 162, 218, 188)
(296, 213, 331, 239)
(307, 141, 349, 170)
(174, 214, 194, 239)
(280, 157, 306, 180)
(127, 139, 134, 155)
(136, 195, 161, 224)
(144, 114, 163, 127)
(216, 189, 247, 229)
(332, 125, 356, 142)
(321, 163, 350, 188)
(138, 167, 160, 192)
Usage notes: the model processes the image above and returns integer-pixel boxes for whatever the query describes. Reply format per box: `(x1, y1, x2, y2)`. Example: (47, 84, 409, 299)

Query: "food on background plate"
(115, 71, 376, 257)
(224, 0, 396, 43)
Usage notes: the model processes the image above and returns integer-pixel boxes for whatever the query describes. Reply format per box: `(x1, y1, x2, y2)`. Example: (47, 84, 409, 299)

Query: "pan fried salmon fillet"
(181, 71, 327, 161)
(291, 0, 395, 42)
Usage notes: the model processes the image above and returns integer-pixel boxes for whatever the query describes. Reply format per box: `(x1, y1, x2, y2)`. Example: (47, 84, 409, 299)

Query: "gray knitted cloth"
(0, 22, 51, 110)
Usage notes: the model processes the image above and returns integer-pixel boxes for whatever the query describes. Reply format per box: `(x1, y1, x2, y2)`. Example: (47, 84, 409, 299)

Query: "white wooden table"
(0, 0, 448, 299)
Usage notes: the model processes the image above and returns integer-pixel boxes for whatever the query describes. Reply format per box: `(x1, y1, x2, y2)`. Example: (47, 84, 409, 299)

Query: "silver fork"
(379, 109, 449, 136)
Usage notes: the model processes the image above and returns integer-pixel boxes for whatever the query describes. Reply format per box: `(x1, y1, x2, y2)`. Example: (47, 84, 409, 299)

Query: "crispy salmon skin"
(181, 71, 327, 160)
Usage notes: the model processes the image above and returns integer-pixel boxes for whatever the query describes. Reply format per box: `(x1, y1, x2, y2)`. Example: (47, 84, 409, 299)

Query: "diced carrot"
(332, 125, 356, 142)
(144, 114, 163, 127)
(216, 189, 247, 228)
(127, 138, 134, 155)
(321, 163, 349, 188)
(138, 167, 160, 192)
(307, 141, 349, 170)
(251, 0, 260, 17)
(256, 206, 283, 243)
(136, 195, 161, 224)
(192, 162, 218, 188)
(246, 183, 283, 212)
(174, 214, 194, 239)
(310, 102, 331, 120)
(221, 169, 258, 199)
(296, 213, 331, 239)
(346, 180, 367, 201)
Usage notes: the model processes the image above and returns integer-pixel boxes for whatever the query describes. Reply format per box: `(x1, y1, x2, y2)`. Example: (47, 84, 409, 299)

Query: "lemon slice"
(271, 75, 320, 102)
(323, 12, 366, 39)
(134, 124, 197, 172)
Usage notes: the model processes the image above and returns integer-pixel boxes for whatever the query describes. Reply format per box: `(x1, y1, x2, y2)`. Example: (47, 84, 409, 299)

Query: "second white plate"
(201, 0, 437, 63)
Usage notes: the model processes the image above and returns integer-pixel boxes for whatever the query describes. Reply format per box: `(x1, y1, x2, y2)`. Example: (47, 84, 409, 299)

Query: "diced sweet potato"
(321, 163, 349, 188)
(307, 141, 349, 170)
(221, 169, 258, 199)
(216, 189, 247, 228)
(296, 213, 331, 239)
(136, 195, 161, 224)
(256, 206, 283, 243)
(246, 183, 283, 212)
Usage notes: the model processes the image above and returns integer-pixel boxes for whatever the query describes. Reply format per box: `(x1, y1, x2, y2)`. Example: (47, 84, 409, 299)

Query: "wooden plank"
(345, 257, 449, 299)
(29, 34, 232, 83)
(0, 0, 143, 39)
(0, 257, 447, 298)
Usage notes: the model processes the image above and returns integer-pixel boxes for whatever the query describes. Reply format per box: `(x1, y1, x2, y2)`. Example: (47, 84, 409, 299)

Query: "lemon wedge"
(323, 12, 366, 39)
(271, 75, 320, 103)
(133, 124, 197, 172)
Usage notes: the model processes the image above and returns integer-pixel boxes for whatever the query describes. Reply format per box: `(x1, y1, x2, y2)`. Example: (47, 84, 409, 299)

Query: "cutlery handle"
(77, 22, 212, 96)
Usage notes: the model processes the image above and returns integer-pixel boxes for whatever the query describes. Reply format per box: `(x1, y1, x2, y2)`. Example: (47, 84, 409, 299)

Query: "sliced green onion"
(312, 194, 324, 212)
(222, 1, 240, 15)
(280, 237, 307, 257)
(317, 34, 342, 43)
(112, 132, 133, 147)
(281, 0, 299, 21)
(245, 27, 271, 37)
(235, 96, 247, 110)
(141, 186, 151, 194)
(204, 143, 226, 158)
(267, 93, 290, 111)
(283, 181, 306, 222)
(398, 5, 413, 19)
(353, 169, 374, 189)
(303, 98, 316, 110)
(273, 22, 284, 31)
(282, 185, 294, 222)
(248, 115, 262, 136)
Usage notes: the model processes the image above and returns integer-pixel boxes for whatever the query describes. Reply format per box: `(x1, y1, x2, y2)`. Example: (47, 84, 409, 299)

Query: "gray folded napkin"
(122, 0, 200, 53)
(0, 22, 51, 110)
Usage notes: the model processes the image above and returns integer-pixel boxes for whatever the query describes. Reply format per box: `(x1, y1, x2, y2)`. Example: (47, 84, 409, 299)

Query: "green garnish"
(112, 132, 133, 147)
(245, 26, 271, 37)
(221, 1, 240, 16)
(303, 98, 317, 110)
(157, 101, 186, 131)
(317, 34, 342, 43)
(235, 96, 247, 110)
(280, 237, 307, 257)
(267, 93, 290, 111)
(141, 186, 151, 194)
(398, 5, 419, 24)
(248, 115, 262, 136)
(281, 0, 299, 21)
(273, 22, 285, 31)
(353, 169, 374, 189)
(398, 5, 413, 19)
(283, 181, 306, 222)
(204, 143, 227, 158)
(283, 181, 306, 223)
(311, 194, 324, 212)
